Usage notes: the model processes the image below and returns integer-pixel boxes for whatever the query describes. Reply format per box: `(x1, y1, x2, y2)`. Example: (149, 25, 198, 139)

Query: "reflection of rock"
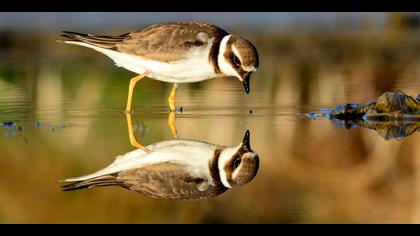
(61, 130, 259, 200)
(336, 119, 419, 141)
(362, 121, 419, 141)
(306, 91, 420, 140)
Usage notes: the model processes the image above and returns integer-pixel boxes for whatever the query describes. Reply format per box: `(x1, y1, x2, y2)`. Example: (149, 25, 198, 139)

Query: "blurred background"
(1, 12, 420, 223)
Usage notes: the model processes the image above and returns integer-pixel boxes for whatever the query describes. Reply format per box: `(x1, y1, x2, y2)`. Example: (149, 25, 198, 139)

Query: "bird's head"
(218, 35, 259, 94)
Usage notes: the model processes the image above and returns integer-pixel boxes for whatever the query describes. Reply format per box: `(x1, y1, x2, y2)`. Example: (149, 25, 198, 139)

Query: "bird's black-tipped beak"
(242, 130, 251, 149)
(242, 75, 250, 94)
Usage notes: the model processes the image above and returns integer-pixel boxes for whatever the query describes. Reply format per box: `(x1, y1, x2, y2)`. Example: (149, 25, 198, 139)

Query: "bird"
(60, 130, 259, 200)
(59, 21, 259, 112)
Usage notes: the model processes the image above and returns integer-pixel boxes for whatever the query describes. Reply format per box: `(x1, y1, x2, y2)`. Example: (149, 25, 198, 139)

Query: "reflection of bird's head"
(218, 130, 259, 188)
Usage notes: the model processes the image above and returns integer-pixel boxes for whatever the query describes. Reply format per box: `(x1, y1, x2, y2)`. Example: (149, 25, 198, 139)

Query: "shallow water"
(1, 31, 420, 223)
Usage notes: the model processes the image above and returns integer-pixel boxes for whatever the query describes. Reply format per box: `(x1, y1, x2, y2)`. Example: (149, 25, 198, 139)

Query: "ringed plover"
(59, 21, 259, 112)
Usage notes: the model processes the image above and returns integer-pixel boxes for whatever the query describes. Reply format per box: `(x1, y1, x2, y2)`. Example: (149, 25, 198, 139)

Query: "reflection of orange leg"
(168, 84, 178, 111)
(168, 111, 178, 138)
(126, 72, 149, 113)
(126, 112, 150, 152)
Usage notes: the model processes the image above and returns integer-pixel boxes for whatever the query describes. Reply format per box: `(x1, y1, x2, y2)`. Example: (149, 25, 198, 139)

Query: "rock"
(374, 91, 420, 113)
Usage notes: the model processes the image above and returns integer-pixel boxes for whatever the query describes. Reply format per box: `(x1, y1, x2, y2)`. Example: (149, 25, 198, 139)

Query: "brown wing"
(118, 162, 227, 200)
(61, 22, 229, 62)
(116, 22, 228, 62)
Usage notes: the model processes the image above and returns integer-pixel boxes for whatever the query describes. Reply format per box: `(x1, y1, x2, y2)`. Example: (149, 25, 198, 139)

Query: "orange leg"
(168, 84, 178, 112)
(125, 112, 150, 152)
(126, 72, 149, 113)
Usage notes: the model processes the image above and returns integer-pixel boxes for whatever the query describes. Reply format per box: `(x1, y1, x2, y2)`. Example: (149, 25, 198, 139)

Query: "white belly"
(68, 41, 219, 83)
(120, 56, 218, 83)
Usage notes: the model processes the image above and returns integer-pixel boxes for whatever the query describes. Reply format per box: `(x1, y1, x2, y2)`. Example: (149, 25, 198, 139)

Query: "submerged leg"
(168, 111, 178, 138)
(126, 72, 149, 113)
(168, 84, 178, 112)
(125, 112, 150, 152)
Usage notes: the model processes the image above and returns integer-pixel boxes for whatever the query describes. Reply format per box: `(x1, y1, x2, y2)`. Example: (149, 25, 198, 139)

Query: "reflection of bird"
(59, 22, 259, 112)
(61, 130, 259, 200)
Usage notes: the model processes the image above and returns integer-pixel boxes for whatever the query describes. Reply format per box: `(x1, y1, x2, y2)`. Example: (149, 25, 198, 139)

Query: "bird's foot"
(168, 106, 184, 113)
(124, 110, 135, 114)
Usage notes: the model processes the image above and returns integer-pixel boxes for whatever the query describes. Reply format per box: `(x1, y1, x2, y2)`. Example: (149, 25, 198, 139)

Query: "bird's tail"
(60, 175, 126, 191)
(58, 31, 129, 49)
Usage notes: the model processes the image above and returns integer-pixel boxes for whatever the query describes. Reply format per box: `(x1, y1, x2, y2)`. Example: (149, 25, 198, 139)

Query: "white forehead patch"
(218, 144, 241, 188)
(245, 66, 257, 72)
(218, 35, 241, 79)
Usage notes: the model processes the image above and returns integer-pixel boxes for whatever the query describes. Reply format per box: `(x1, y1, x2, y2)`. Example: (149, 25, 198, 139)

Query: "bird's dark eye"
(233, 55, 241, 67)
(233, 158, 242, 169)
